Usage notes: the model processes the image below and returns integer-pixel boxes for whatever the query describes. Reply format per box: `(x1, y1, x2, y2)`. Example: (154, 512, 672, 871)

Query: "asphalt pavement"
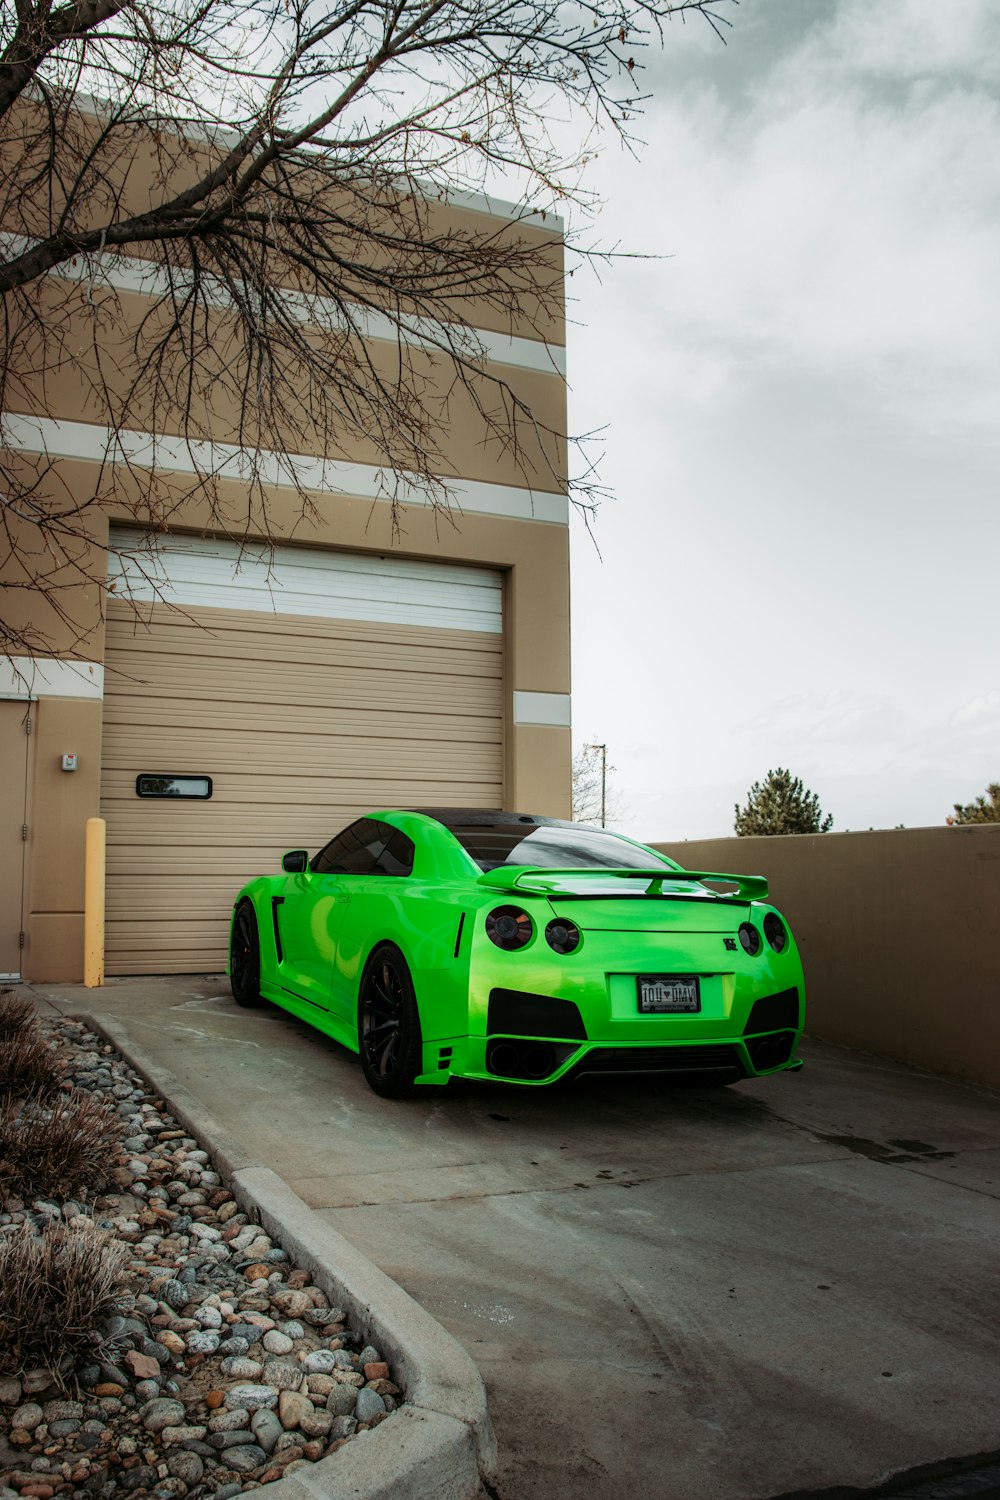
(26, 974, 1000, 1500)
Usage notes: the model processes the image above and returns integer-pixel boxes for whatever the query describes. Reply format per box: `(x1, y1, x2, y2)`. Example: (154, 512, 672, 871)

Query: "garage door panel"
(103, 801, 501, 847)
(106, 759, 502, 792)
(104, 672, 503, 709)
(109, 529, 504, 636)
(102, 535, 505, 974)
(103, 787, 500, 854)
(103, 805, 500, 846)
(105, 937, 232, 974)
(102, 681, 502, 720)
(106, 636, 499, 683)
(100, 719, 502, 758)
(102, 744, 502, 786)
(106, 884, 243, 918)
(103, 637, 502, 683)
(102, 728, 501, 764)
(101, 759, 503, 803)
(107, 612, 500, 660)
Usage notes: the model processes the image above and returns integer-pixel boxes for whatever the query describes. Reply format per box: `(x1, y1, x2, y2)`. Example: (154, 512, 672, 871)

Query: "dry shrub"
(0, 1089, 124, 1199)
(0, 1221, 133, 1377)
(0, 1025, 62, 1099)
(0, 993, 61, 1099)
(0, 990, 35, 1039)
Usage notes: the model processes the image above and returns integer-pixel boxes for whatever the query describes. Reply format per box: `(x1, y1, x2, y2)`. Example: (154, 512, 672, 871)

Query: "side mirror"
(282, 850, 309, 873)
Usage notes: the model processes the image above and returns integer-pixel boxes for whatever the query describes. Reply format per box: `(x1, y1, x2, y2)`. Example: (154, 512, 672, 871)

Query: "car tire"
(358, 943, 424, 1098)
(230, 900, 262, 1008)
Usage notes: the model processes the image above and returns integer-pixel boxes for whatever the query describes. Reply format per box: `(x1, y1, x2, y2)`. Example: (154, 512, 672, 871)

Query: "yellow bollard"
(84, 817, 106, 987)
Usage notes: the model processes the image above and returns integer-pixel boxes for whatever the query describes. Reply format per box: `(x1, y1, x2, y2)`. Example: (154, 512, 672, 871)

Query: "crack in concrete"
(307, 1150, 864, 1210)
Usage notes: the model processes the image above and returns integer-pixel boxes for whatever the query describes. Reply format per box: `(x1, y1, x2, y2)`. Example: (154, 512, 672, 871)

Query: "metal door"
(0, 701, 31, 978)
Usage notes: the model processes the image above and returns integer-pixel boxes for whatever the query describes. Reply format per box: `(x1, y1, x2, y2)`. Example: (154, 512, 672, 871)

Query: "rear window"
(446, 822, 675, 873)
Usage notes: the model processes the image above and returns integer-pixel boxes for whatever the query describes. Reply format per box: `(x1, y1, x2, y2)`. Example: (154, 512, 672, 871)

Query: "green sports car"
(229, 809, 805, 1098)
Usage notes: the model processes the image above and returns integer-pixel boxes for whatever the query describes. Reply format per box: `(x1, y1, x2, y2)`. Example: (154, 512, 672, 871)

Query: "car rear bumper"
(416, 927, 806, 1087)
(417, 1022, 802, 1087)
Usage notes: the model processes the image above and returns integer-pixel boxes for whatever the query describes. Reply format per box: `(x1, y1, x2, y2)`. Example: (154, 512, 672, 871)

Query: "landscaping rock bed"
(0, 1013, 401, 1500)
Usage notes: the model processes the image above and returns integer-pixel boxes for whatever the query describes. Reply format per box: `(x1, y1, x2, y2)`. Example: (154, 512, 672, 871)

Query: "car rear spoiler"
(478, 865, 769, 902)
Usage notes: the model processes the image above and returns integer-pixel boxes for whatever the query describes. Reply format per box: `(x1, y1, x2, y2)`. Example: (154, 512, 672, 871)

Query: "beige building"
(1, 132, 572, 982)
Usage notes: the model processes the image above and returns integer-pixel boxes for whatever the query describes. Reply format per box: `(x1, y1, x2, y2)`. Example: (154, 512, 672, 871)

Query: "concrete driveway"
(28, 975, 1000, 1500)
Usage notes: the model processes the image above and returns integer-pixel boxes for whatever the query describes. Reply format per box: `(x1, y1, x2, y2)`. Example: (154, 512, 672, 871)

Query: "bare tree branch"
(573, 740, 627, 826)
(0, 0, 735, 657)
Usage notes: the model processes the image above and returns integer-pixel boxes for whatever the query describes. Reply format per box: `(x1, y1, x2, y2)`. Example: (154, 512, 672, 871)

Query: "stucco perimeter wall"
(650, 826, 1000, 1092)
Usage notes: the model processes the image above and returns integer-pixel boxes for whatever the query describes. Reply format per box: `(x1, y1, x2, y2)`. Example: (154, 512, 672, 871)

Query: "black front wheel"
(230, 900, 262, 1007)
(358, 943, 423, 1098)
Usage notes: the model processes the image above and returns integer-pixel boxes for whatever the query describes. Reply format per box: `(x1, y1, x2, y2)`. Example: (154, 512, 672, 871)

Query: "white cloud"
(564, 0, 1000, 841)
(816, 0, 1000, 86)
(950, 690, 1000, 728)
(569, 1, 1000, 434)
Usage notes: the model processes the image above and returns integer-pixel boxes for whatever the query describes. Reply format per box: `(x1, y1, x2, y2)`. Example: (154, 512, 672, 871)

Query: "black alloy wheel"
(230, 900, 262, 1007)
(358, 943, 423, 1098)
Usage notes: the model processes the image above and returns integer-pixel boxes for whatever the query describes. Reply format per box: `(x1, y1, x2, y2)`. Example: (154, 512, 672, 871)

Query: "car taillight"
(738, 922, 761, 956)
(545, 919, 580, 955)
(763, 913, 787, 952)
(486, 906, 533, 950)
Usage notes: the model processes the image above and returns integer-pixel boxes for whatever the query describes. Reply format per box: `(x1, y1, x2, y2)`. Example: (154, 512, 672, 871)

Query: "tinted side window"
(374, 826, 415, 877)
(311, 819, 413, 877)
(311, 819, 380, 875)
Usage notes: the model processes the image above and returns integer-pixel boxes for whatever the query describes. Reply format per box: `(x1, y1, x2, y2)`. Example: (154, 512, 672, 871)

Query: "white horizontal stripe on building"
(512, 690, 571, 727)
(0, 656, 104, 700)
(3, 414, 569, 526)
(428, 185, 564, 232)
(1, 235, 565, 378)
(109, 526, 504, 634)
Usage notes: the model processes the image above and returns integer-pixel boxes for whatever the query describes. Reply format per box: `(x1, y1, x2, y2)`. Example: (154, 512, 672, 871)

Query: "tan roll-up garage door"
(101, 528, 504, 974)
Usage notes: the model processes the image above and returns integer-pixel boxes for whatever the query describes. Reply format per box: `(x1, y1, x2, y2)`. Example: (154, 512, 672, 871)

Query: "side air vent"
(743, 988, 800, 1035)
(487, 989, 588, 1041)
(485, 1039, 577, 1081)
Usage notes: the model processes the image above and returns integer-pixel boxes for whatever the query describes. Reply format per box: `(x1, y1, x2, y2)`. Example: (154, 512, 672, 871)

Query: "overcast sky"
(562, 0, 1000, 840)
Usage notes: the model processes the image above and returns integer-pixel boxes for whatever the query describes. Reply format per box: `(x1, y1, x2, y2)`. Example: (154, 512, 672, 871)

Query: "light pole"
(589, 743, 607, 828)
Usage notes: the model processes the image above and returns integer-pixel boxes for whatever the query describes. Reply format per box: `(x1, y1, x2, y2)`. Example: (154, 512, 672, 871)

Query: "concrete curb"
(74, 1010, 496, 1500)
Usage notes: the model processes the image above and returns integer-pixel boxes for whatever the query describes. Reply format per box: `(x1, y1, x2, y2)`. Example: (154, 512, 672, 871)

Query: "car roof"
(408, 808, 575, 830)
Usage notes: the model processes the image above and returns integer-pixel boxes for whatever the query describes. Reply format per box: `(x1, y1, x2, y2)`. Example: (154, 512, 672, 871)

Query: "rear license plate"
(637, 975, 701, 1014)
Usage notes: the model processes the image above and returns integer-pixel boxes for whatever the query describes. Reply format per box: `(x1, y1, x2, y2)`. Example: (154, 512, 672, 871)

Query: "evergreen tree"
(734, 768, 833, 836)
(947, 783, 1000, 825)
